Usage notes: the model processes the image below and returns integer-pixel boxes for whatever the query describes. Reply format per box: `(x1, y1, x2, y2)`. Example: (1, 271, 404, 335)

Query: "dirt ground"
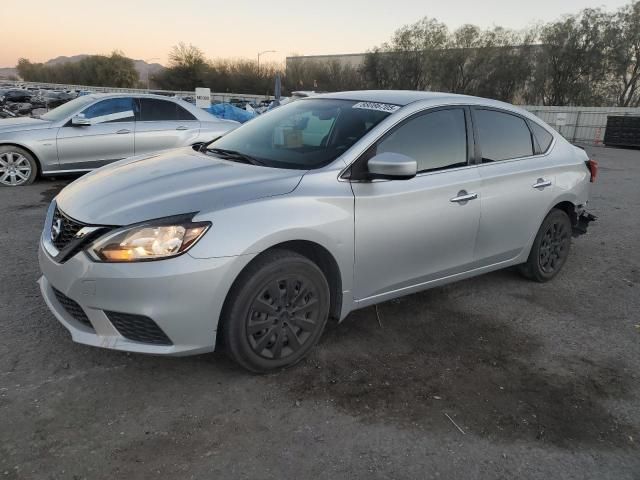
(0, 146, 638, 479)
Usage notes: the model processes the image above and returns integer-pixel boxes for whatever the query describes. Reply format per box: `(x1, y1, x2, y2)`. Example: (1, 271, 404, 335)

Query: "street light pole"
(144, 57, 160, 91)
(257, 50, 276, 75)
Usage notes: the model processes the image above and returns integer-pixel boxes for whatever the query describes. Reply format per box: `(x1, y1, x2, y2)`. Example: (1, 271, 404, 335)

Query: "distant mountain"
(44, 54, 90, 66)
(0, 55, 165, 81)
(0, 67, 17, 79)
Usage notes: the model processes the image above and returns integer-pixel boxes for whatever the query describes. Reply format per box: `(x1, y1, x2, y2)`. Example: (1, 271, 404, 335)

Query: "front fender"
(188, 169, 355, 302)
(0, 128, 60, 169)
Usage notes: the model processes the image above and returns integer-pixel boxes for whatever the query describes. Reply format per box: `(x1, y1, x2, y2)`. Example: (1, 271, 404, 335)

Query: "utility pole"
(257, 50, 276, 75)
(144, 57, 160, 91)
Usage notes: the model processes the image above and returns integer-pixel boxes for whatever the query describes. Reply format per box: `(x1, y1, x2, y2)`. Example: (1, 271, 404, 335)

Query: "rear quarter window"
(529, 121, 554, 153)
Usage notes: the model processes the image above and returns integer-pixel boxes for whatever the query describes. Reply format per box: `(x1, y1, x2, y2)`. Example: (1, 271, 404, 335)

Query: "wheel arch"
(0, 142, 43, 176)
(222, 239, 343, 324)
(550, 200, 578, 226)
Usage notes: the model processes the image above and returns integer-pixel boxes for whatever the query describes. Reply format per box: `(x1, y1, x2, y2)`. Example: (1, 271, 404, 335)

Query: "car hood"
(0, 117, 52, 133)
(55, 148, 305, 225)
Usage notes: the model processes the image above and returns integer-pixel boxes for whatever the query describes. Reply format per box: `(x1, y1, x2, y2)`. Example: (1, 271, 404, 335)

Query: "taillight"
(586, 159, 598, 183)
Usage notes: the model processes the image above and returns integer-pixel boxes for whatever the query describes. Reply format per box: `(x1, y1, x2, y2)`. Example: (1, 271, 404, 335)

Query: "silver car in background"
(0, 93, 238, 186)
(38, 91, 597, 372)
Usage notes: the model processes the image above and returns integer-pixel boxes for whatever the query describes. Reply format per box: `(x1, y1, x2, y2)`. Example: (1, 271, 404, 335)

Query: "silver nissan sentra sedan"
(0, 93, 238, 186)
(38, 90, 597, 372)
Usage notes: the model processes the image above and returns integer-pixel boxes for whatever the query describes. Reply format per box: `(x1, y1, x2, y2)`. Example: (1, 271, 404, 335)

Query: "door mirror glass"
(71, 114, 91, 126)
(367, 152, 417, 180)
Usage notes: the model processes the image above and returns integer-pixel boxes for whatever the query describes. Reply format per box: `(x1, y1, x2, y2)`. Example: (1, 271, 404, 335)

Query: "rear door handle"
(116, 129, 131, 134)
(450, 190, 478, 203)
(532, 178, 552, 189)
(176, 126, 188, 131)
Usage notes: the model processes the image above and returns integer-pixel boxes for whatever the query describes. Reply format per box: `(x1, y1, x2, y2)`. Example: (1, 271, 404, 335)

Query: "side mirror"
(367, 152, 417, 180)
(71, 114, 91, 126)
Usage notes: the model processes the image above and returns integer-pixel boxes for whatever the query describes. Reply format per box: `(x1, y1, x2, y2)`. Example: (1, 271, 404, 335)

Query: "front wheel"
(519, 208, 572, 282)
(221, 249, 330, 373)
(0, 146, 38, 186)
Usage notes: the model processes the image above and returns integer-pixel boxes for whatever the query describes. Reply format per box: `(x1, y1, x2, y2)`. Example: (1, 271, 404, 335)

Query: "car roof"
(313, 90, 542, 123)
(314, 90, 473, 106)
(84, 92, 182, 101)
(78, 92, 236, 124)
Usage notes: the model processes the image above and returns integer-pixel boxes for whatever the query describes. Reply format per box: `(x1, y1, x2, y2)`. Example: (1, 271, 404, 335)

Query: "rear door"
(56, 97, 135, 169)
(134, 98, 200, 155)
(472, 108, 557, 264)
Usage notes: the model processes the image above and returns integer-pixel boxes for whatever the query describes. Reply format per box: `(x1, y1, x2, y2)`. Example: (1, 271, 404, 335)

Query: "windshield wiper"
(207, 148, 266, 166)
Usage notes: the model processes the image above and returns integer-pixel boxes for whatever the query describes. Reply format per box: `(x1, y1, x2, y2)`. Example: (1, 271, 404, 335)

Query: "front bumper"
(38, 234, 254, 356)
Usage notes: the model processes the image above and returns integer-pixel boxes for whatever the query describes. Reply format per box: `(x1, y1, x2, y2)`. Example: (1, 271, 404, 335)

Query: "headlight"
(88, 217, 210, 263)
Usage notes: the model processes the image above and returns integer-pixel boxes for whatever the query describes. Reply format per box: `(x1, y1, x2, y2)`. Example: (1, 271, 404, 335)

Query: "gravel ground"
(0, 146, 639, 479)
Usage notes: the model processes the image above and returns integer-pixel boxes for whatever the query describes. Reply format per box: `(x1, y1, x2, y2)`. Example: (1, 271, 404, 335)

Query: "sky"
(0, 0, 631, 67)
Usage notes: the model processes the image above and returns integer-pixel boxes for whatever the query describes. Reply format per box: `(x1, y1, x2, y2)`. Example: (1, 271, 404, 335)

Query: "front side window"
(209, 99, 392, 170)
(137, 98, 195, 121)
(475, 109, 534, 162)
(81, 98, 134, 124)
(371, 108, 468, 173)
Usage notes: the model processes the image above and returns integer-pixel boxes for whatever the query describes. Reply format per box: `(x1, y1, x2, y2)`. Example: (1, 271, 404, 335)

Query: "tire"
(519, 209, 572, 282)
(0, 146, 38, 186)
(221, 249, 330, 373)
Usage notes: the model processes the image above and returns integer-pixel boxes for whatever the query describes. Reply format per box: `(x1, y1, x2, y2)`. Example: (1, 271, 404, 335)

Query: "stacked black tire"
(604, 115, 640, 148)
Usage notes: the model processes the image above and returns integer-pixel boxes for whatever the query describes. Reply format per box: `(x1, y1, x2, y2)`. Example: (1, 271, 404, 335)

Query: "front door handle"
(532, 178, 552, 189)
(176, 126, 188, 131)
(450, 190, 478, 203)
(116, 129, 131, 134)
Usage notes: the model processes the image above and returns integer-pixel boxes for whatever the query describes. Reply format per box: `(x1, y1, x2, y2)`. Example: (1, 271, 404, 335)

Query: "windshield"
(40, 96, 97, 122)
(208, 99, 394, 169)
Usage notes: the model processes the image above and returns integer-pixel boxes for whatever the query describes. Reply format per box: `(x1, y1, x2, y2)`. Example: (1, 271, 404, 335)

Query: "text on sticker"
(352, 102, 401, 113)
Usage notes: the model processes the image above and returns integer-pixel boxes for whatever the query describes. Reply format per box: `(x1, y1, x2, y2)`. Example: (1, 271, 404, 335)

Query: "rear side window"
(475, 109, 534, 162)
(529, 121, 554, 153)
(138, 98, 196, 121)
(375, 108, 468, 172)
(81, 98, 134, 123)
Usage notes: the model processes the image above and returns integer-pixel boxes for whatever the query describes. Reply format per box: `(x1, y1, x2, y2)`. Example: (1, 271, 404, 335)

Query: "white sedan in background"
(0, 93, 239, 186)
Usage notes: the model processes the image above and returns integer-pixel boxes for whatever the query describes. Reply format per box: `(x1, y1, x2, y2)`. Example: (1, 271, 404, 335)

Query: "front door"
(352, 107, 481, 302)
(56, 97, 135, 169)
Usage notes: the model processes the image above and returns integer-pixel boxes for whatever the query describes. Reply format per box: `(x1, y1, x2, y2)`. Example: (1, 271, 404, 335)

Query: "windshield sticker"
(352, 102, 401, 113)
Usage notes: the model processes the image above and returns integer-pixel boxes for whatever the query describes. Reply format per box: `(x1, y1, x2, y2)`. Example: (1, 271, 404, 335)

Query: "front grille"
(52, 207, 86, 250)
(52, 287, 93, 329)
(106, 311, 173, 346)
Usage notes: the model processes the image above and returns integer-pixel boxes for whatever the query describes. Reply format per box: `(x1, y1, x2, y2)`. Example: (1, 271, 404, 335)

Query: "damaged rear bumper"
(573, 211, 597, 236)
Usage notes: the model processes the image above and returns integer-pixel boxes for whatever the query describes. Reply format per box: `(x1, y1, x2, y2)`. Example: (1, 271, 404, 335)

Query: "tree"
(363, 17, 449, 90)
(534, 9, 609, 105)
(16, 52, 139, 87)
(153, 43, 208, 90)
(604, 1, 640, 106)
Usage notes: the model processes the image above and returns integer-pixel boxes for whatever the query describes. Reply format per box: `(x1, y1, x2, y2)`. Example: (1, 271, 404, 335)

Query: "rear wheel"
(519, 209, 572, 282)
(0, 146, 38, 186)
(221, 249, 330, 373)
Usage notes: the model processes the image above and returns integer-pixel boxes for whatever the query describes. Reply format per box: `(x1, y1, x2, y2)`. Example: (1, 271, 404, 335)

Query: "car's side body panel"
(351, 166, 482, 301)
(56, 121, 136, 167)
(474, 154, 558, 264)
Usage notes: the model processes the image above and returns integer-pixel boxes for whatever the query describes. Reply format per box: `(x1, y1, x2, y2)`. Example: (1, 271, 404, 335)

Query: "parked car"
(38, 91, 597, 372)
(0, 93, 239, 186)
(43, 91, 76, 109)
(0, 89, 34, 103)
